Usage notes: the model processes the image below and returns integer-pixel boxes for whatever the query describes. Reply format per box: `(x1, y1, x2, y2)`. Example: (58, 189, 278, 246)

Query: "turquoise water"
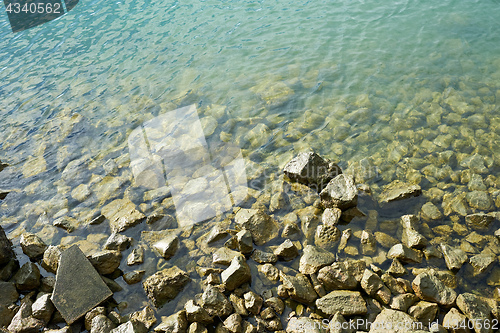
(1, 0, 500, 320)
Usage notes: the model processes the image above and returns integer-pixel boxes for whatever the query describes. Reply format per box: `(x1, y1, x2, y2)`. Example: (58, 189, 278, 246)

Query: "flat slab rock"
(378, 181, 422, 203)
(51, 245, 113, 324)
(316, 290, 367, 316)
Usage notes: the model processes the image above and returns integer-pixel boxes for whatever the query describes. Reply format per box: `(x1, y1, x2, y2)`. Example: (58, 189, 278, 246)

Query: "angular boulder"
(234, 208, 279, 246)
(320, 174, 358, 210)
(142, 266, 190, 308)
(316, 290, 367, 316)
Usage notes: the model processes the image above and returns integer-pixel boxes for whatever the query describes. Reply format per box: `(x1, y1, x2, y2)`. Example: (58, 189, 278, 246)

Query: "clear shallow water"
(1, 0, 500, 322)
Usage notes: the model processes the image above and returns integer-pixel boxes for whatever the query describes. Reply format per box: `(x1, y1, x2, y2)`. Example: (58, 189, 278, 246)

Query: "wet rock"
(316, 290, 367, 316)
(360, 230, 377, 255)
(319, 174, 358, 210)
(32, 293, 55, 323)
(7, 301, 45, 333)
(274, 239, 299, 261)
(129, 306, 157, 331)
(373, 231, 399, 249)
(283, 152, 340, 192)
(127, 247, 144, 266)
(387, 259, 408, 277)
(443, 307, 471, 333)
(369, 309, 422, 333)
(229, 294, 248, 316)
(258, 263, 279, 281)
(53, 216, 78, 233)
(299, 245, 336, 275)
(269, 191, 290, 212)
(142, 266, 190, 308)
(200, 285, 233, 318)
(338, 229, 351, 252)
(264, 297, 284, 315)
(123, 270, 145, 284)
(408, 301, 439, 326)
(389, 293, 419, 312)
(317, 259, 365, 291)
(379, 181, 422, 203)
(328, 312, 353, 333)
(412, 271, 457, 306)
(441, 244, 468, 271)
(361, 269, 391, 305)
(280, 272, 317, 305)
(456, 293, 493, 333)
(314, 224, 341, 249)
(466, 191, 493, 210)
(469, 253, 496, 276)
(91, 315, 116, 333)
(465, 213, 494, 231)
(420, 202, 443, 222)
(0, 225, 15, 265)
(235, 230, 253, 254)
(234, 209, 279, 246)
(20, 233, 47, 259)
(14, 262, 40, 291)
(104, 233, 132, 251)
(153, 234, 179, 260)
(89, 250, 122, 275)
(222, 255, 251, 291)
(206, 225, 229, 244)
(401, 215, 427, 249)
(185, 300, 213, 324)
(0, 281, 18, 305)
(51, 245, 112, 324)
(387, 243, 423, 263)
(71, 184, 91, 202)
(213, 247, 243, 265)
(250, 250, 277, 264)
(154, 310, 188, 333)
(244, 291, 263, 315)
(282, 222, 302, 240)
(322, 208, 342, 226)
(101, 198, 146, 233)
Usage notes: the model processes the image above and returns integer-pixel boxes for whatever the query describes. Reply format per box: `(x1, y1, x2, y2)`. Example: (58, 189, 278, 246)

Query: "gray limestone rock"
(42, 245, 62, 274)
(234, 209, 279, 246)
(243, 291, 263, 315)
(322, 208, 342, 226)
(469, 253, 497, 277)
(129, 306, 157, 331)
(213, 247, 243, 265)
(123, 270, 145, 285)
(317, 259, 366, 291)
(389, 293, 419, 312)
(223, 313, 242, 333)
(235, 230, 253, 254)
(280, 272, 317, 305)
(20, 233, 47, 259)
(154, 311, 188, 333)
(184, 300, 213, 324)
(387, 244, 423, 263)
(51, 245, 112, 324)
(299, 245, 336, 275)
(91, 315, 116, 333)
(361, 269, 391, 305)
(127, 247, 144, 266)
(369, 309, 424, 333)
(200, 285, 233, 318)
(152, 234, 179, 259)
(104, 233, 132, 251)
(316, 290, 367, 316)
(412, 271, 457, 306)
(89, 250, 122, 275)
(314, 224, 341, 249)
(441, 244, 468, 271)
(221, 255, 251, 291)
(274, 239, 299, 261)
(250, 250, 277, 264)
(142, 266, 190, 308)
(408, 301, 439, 327)
(442, 307, 471, 333)
(401, 215, 427, 249)
(283, 152, 341, 192)
(7, 301, 45, 333)
(0, 281, 19, 306)
(320, 174, 358, 210)
(32, 293, 55, 323)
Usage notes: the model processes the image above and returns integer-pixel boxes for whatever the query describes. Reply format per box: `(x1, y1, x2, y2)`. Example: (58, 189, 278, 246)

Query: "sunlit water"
(1, 0, 500, 322)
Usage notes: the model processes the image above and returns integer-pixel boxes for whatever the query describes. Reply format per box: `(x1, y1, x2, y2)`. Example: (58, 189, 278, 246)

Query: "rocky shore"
(1, 151, 500, 333)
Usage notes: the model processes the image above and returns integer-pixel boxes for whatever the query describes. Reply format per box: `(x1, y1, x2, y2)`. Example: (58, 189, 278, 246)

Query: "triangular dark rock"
(51, 245, 113, 324)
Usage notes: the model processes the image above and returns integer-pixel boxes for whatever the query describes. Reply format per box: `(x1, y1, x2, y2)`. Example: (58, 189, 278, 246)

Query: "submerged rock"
(142, 266, 190, 308)
(378, 181, 422, 203)
(465, 213, 495, 231)
(441, 244, 468, 271)
(283, 152, 341, 192)
(387, 244, 423, 263)
(101, 198, 146, 233)
(280, 272, 317, 305)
